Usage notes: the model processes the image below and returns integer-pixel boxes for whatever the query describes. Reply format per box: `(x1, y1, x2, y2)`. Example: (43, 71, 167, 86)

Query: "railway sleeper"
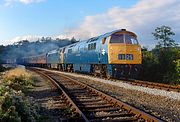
(86, 107, 121, 112)
(79, 104, 112, 109)
(73, 94, 98, 98)
(90, 116, 138, 122)
(68, 90, 88, 94)
(77, 101, 108, 106)
(88, 112, 134, 119)
(73, 96, 101, 99)
(77, 98, 102, 102)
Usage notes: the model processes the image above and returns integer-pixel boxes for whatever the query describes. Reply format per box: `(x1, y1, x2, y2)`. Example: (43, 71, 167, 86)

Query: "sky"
(0, 0, 180, 48)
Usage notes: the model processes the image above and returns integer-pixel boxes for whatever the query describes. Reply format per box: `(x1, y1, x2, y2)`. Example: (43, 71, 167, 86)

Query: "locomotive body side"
(63, 36, 109, 73)
(62, 29, 142, 78)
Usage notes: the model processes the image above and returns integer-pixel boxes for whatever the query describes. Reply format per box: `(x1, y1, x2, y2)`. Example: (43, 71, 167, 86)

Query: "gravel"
(43, 68, 180, 101)
(27, 71, 73, 122)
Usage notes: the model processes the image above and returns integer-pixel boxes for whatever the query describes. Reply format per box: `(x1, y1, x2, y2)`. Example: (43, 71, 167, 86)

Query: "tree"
(0, 45, 5, 64)
(140, 47, 160, 81)
(152, 25, 177, 48)
(151, 26, 180, 84)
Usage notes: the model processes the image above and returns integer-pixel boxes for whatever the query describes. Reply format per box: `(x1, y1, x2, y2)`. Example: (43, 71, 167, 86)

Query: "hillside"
(0, 37, 77, 64)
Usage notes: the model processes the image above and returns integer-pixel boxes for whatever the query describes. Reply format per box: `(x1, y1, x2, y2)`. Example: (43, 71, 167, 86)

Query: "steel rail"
(30, 68, 164, 122)
(60, 73, 163, 122)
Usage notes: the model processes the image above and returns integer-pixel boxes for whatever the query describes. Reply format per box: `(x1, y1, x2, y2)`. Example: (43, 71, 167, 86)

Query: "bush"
(141, 47, 180, 84)
(4, 76, 34, 93)
(157, 48, 180, 84)
(0, 65, 6, 72)
(171, 59, 180, 84)
(141, 48, 160, 81)
(0, 68, 40, 122)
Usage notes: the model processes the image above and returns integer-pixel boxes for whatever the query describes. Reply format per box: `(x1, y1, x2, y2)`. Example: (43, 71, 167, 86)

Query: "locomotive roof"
(99, 29, 137, 38)
(47, 48, 59, 55)
(75, 29, 136, 44)
(64, 29, 136, 48)
(23, 29, 136, 59)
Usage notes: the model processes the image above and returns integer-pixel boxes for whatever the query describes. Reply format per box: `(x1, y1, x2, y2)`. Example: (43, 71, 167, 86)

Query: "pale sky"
(0, 0, 180, 48)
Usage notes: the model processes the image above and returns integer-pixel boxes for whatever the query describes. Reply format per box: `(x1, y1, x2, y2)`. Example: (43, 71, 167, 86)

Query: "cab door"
(99, 37, 109, 64)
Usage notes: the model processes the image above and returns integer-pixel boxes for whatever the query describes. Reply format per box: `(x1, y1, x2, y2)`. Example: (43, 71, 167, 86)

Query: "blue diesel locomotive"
(24, 29, 142, 78)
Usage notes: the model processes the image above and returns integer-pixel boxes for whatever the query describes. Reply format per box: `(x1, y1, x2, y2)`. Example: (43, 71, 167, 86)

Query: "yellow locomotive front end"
(107, 30, 142, 78)
(108, 30, 142, 64)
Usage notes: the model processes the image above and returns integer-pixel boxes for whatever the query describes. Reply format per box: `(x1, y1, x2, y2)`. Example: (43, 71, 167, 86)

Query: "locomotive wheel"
(100, 65, 107, 78)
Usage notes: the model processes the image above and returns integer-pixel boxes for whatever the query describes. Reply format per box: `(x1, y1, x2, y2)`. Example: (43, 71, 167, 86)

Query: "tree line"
(140, 25, 180, 84)
(0, 37, 78, 64)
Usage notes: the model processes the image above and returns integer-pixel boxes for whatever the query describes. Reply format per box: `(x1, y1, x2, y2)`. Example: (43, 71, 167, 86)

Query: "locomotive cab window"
(110, 34, 124, 43)
(125, 34, 138, 44)
(110, 33, 138, 44)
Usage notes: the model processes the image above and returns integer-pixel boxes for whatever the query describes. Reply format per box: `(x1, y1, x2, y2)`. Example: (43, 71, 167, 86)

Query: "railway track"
(31, 68, 163, 122)
(29, 67, 180, 93)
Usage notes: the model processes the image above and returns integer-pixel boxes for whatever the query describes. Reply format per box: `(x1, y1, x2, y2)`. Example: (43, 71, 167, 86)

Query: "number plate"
(118, 54, 133, 60)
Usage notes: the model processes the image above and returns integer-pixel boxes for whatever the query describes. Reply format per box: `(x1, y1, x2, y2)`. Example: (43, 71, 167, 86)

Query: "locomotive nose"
(108, 44, 142, 64)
